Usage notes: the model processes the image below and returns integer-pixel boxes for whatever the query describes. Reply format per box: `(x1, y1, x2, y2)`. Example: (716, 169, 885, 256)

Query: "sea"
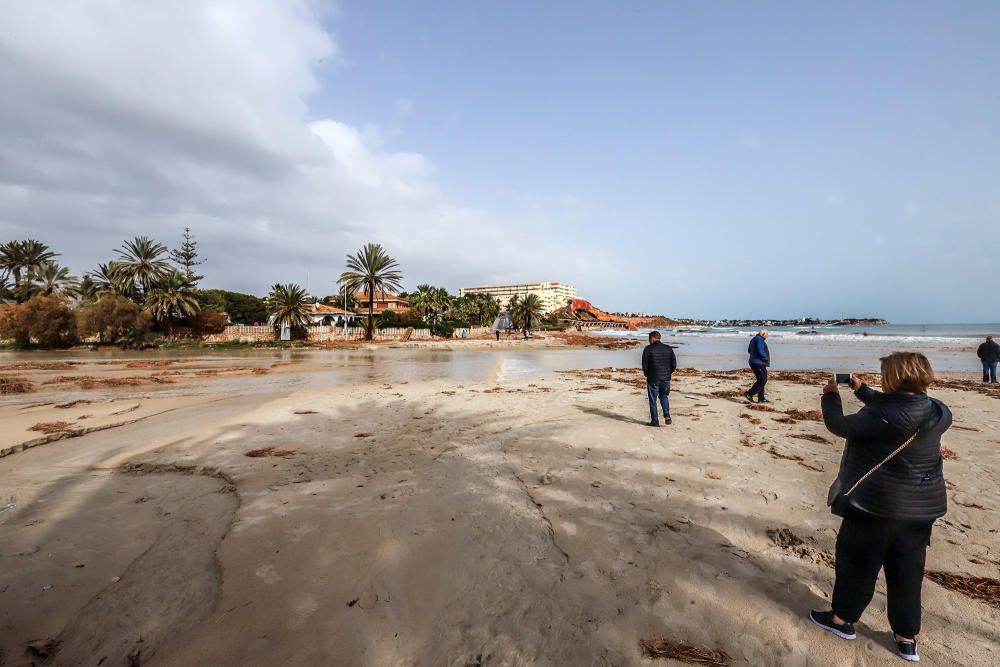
(585, 323, 997, 374)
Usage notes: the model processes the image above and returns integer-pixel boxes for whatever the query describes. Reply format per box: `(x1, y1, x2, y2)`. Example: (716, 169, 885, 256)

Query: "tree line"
(0, 235, 552, 348)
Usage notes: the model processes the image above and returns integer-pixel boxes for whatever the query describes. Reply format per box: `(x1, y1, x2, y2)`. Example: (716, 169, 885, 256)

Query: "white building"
(459, 281, 577, 313)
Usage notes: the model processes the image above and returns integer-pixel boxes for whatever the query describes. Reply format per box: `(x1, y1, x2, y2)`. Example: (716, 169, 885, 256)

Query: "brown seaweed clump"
(783, 409, 823, 422)
(245, 447, 295, 458)
(0, 375, 34, 394)
(639, 638, 730, 665)
(28, 421, 75, 434)
(925, 571, 1000, 608)
(941, 446, 958, 460)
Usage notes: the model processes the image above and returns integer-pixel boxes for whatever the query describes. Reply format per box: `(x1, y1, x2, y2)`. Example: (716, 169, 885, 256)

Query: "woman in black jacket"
(809, 352, 951, 663)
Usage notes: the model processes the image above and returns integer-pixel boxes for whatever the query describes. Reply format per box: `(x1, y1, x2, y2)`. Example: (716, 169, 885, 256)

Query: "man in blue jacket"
(744, 329, 770, 403)
(642, 331, 677, 426)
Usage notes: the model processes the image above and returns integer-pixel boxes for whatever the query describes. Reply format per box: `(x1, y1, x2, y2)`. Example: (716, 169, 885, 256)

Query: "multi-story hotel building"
(459, 281, 577, 313)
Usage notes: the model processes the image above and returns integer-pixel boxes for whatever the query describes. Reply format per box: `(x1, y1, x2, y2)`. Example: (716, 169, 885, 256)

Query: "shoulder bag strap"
(843, 429, 921, 497)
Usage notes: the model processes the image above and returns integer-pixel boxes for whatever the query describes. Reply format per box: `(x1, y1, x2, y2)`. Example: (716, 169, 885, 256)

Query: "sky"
(0, 1, 997, 323)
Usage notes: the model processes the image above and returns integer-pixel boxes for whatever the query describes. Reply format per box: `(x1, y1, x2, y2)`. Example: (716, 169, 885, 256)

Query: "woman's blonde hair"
(880, 352, 935, 394)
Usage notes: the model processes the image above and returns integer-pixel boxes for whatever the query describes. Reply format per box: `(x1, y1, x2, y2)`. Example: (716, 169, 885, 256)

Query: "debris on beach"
(54, 399, 92, 409)
(0, 361, 75, 371)
(739, 413, 762, 425)
(783, 409, 823, 422)
(245, 447, 295, 458)
(711, 390, 741, 398)
(354, 432, 373, 438)
(0, 375, 34, 394)
(293, 410, 318, 415)
(789, 433, 830, 444)
(638, 637, 730, 665)
(925, 571, 1000, 608)
(43, 375, 174, 389)
(746, 403, 776, 412)
(767, 528, 834, 568)
(941, 446, 958, 460)
(28, 421, 75, 434)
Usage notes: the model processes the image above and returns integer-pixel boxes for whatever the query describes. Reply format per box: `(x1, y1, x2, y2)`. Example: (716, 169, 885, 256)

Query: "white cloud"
(0, 0, 586, 297)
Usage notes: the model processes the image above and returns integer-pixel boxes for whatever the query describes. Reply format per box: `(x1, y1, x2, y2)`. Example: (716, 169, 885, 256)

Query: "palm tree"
(114, 236, 171, 299)
(0, 240, 58, 296)
(410, 284, 451, 323)
(87, 262, 129, 298)
(144, 270, 199, 330)
(337, 243, 403, 340)
(25, 261, 79, 299)
(513, 293, 545, 334)
(266, 283, 312, 333)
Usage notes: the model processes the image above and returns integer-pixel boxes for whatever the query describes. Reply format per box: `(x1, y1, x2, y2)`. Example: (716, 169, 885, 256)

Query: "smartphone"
(835, 373, 853, 385)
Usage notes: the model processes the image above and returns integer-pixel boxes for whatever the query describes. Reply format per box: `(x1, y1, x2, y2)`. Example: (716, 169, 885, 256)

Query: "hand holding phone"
(835, 373, 853, 385)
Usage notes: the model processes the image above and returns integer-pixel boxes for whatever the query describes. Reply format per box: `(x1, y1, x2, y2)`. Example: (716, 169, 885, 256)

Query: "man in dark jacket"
(744, 329, 770, 403)
(977, 335, 1000, 384)
(641, 331, 677, 426)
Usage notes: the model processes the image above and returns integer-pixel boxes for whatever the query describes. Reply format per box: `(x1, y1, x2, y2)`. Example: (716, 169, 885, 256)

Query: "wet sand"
(1, 355, 998, 666)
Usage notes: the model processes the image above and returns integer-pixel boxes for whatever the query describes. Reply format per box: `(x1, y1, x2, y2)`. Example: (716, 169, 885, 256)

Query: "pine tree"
(170, 227, 205, 285)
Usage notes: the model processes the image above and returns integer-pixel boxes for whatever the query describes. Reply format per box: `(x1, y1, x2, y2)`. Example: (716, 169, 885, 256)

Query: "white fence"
(452, 326, 491, 338)
(202, 325, 431, 343)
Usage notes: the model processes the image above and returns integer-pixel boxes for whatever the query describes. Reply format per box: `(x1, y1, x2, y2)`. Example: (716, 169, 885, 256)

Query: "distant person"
(810, 352, 951, 663)
(641, 331, 677, 426)
(744, 329, 770, 403)
(495, 329, 500, 341)
(976, 335, 1000, 384)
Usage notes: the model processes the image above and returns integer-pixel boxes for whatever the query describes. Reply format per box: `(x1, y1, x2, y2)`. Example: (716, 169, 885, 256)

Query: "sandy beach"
(1, 353, 998, 666)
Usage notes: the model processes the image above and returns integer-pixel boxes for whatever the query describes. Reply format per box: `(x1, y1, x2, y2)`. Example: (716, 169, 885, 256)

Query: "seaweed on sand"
(639, 638, 730, 665)
(28, 421, 74, 434)
(0, 375, 33, 394)
(783, 409, 823, 422)
(245, 447, 295, 458)
(925, 571, 1000, 608)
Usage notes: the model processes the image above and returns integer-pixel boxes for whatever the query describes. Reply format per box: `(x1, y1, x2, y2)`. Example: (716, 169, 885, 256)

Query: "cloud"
(0, 0, 584, 298)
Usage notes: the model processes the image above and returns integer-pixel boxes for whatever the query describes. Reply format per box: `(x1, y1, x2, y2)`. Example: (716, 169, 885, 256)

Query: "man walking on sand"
(745, 329, 771, 403)
(642, 331, 677, 427)
(977, 335, 1000, 384)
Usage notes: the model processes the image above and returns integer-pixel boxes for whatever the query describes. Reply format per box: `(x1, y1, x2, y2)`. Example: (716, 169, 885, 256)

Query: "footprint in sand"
(255, 563, 282, 585)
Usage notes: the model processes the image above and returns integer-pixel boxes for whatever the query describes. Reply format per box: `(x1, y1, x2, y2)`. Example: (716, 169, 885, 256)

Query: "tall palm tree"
(144, 270, 199, 331)
(337, 243, 403, 340)
(25, 261, 79, 299)
(513, 293, 545, 334)
(0, 240, 58, 295)
(114, 236, 171, 299)
(266, 283, 312, 332)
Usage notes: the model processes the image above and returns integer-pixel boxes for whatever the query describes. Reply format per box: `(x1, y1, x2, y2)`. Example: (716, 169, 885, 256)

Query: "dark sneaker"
(646, 422, 660, 427)
(759, 397, 771, 404)
(664, 416, 672, 425)
(744, 391, 755, 402)
(895, 637, 919, 662)
(809, 610, 856, 640)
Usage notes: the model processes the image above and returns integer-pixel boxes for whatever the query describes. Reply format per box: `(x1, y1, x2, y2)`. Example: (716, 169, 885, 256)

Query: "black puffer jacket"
(821, 384, 951, 521)
(641, 341, 677, 382)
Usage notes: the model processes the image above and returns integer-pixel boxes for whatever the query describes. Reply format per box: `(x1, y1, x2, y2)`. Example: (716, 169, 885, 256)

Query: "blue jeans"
(984, 362, 998, 383)
(749, 364, 768, 399)
(647, 379, 671, 424)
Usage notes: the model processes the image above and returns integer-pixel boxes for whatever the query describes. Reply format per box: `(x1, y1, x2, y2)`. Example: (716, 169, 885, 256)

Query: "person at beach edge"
(976, 336, 1000, 384)
(641, 331, 676, 427)
(809, 352, 951, 663)
(745, 329, 770, 403)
